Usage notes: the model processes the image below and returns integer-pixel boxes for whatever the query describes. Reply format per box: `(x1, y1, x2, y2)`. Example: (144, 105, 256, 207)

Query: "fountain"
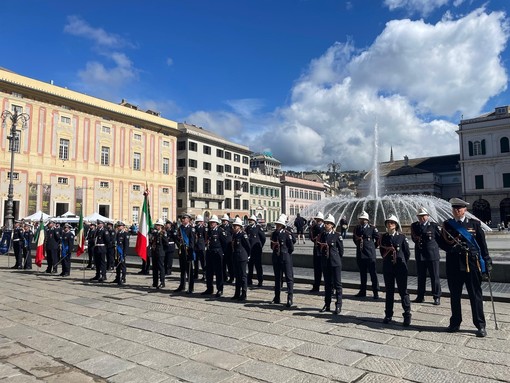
(294, 124, 490, 231)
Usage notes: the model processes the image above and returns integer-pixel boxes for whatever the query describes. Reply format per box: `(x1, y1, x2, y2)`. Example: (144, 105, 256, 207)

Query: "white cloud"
(383, 0, 455, 16)
(166, 57, 174, 66)
(185, 110, 244, 138)
(64, 15, 131, 48)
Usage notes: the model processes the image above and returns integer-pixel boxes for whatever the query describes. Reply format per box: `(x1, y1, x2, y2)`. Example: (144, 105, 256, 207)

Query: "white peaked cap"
(195, 215, 204, 222)
(324, 214, 336, 226)
(221, 214, 230, 221)
(209, 215, 220, 224)
(275, 214, 287, 226)
(314, 211, 324, 220)
(416, 207, 429, 216)
(232, 217, 243, 226)
(358, 211, 369, 220)
(385, 214, 400, 230)
(249, 215, 257, 221)
(154, 218, 165, 226)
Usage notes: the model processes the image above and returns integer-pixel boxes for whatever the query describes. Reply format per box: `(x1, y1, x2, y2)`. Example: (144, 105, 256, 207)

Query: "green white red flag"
(135, 186, 152, 261)
(76, 213, 85, 257)
(34, 216, 45, 267)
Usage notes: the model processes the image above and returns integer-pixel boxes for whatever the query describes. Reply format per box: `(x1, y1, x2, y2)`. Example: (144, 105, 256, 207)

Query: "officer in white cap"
(309, 211, 325, 293)
(201, 215, 227, 297)
(230, 217, 250, 301)
(352, 211, 380, 298)
(246, 214, 266, 287)
(221, 214, 234, 283)
(193, 215, 207, 281)
(151, 219, 168, 289)
(175, 213, 196, 293)
(270, 214, 295, 307)
(438, 198, 492, 337)
(60, 223, 75, 277)
(410, 207, 442, 305)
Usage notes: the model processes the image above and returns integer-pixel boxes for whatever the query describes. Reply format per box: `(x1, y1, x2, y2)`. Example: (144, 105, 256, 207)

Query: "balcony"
(189, 192, 224, 201)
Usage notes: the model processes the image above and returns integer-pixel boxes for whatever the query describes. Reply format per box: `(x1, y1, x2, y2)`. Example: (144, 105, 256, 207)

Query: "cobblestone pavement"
(0, 257, 509, 383)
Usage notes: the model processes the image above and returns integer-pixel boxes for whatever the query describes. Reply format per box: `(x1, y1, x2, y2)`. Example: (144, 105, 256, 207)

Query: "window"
(101, 146, 110, 166)
(203, 162, 212, 171)
(243, 183, 249, 192)
(177, 177, 186, 192)
(61, 116, 71, 124)
(162, 207, 169, 221)
(189, 142, 198, 151)
(177, 141, 186, 150)
(475, 175, 484, 189)
(234, 181, 241, 191)
(243, 200, 249, 210)
(132, 206, 140, 224)
(9, 130, 20, 153)
(189, 176, 197, 192)
(242, 168, 249, 176)
(177, 199, 183, 208)
(100, 181, 109, 188)
(234, 154, 241, 162)
(203, 178, 211, 194)
(163, 158, 169, 174)
(501, 137, 510, 153)
(243, 156, 249, 164)
(234, 167, 240, 175)
(189, 159, 197, 168)
(57, 177, 68, 185)
(7, 172, 19, 180)
(216, 180, 224, 195)
(102, 126, 111, 134)
(134, 133, 142, 141)
(225, 179, 232, 190)
(177, 158, 186, 168)
(234, 199, 241, 209)
(59, 138, 69, 160)
(11, 105, 23, 114)
(225, 198, 232, 209)
(216, 149, 224, 158)
(503, 173, 510, 188)
(469, 140, 486, 156)
(162, 187, 169, 194)
(225, 151, 232, 160)
(133, 184, 141, 191)
(133, 152, 141, 170)
(225, 164, 232, 173)
(216, 165, 224, 173)
(162, 140, 170, 147)
(203, 145, 211, 155)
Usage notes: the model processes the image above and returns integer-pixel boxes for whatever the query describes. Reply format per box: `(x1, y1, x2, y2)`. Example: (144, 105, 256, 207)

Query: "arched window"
(473, 199, 491, 224)
(501, 137, 510, 153)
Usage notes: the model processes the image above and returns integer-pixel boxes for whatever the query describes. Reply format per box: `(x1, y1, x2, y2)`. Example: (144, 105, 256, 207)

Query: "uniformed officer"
(164, 220, 177, 276)
(113, 221, 129, 285)
(60, 223, 74, 277)
(85, 222, 96, 269)
(90, 220, 109, 282)
(270, 214, 295, 308)
(352, 211, 380, 299)
(194, 215, 207, 280)
(22, 223, 34, 269)
(379, 214, 412, 326)
(411, 207, 442, 305)
(151, 218, 168, 289)
(246, 214, 266, 287)
(438, 198, 492, 337)
(202, 215, 227, 297)
(221, 214, 234, 283)
(175, 213, 196, 293)
(106, 222, 116, 271)
(317, 214, 344, 315)
(309, 212, 325, 293)
(230, 217, 251, 301)
(44, 220, 61, 274)
(11, 220, 24, 269)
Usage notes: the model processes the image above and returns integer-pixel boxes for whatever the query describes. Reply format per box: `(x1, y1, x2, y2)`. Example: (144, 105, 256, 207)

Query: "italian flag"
(34, 216, 45, 268)
(135, 187, 152, 261)
(76, 213, 85, 257)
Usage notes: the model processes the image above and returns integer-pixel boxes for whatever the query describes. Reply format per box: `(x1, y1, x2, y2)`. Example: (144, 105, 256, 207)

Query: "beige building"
(249, 169, 281, 224)
(0, 68, 179, 225)
(176, 123, 251, 220)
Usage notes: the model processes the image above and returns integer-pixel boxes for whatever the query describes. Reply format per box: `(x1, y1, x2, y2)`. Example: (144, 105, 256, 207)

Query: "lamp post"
(1, 109, 29, 231)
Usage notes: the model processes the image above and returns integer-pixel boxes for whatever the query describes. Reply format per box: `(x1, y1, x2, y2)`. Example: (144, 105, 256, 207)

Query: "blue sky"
(1, 0, 509, 171)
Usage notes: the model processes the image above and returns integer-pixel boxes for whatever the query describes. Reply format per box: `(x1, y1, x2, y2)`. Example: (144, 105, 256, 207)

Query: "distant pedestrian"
(294, 213, 306, 244)
(339, 216, 348, 239)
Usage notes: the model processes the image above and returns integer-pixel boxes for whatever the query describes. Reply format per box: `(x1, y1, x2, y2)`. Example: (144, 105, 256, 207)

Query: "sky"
(1, 0, 509, 171)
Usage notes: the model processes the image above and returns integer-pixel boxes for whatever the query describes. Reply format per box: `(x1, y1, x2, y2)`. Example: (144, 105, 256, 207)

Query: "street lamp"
(1, 109, 29, 231)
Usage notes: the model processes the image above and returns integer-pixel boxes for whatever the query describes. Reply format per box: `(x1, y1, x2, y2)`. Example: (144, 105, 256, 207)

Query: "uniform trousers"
(273, 254, 294, 298)
(106, 246, 115, 270)
(23, 247, 32, 269)
(322, 259, 342, 307)
(312, 246, 322, 289)
(116, 259, 126, 282)
(178, 249, 194, 291)
(13, 241, 22, 267)
(45, 248, 58, 272)
(152, 252, 165, 287)
(383, 261, 411, 318)
(233, 259, 248, 296)
(61, 251, 71, 275)
(357, 257, 379, 293)
(223, 247, 234, 281)
(248, 244, 263, 284)
(416, 259, 441, 299)
(87, 245, 94, 268)
(194, 249, 205, 278)
(206, 249, 224, 292)
(164, 249, 174, 275)
(94, 248, 107, 279)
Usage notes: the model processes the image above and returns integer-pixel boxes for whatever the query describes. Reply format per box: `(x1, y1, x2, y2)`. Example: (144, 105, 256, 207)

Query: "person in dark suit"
(113, 221, 129, 285)
(438, 198, 492, 337)
(230, 217, 251, 301)
(22, 223, 34, 269)
(202, 215, 227, 297)
(45, 220, 61, 274)
(379, 214, 412, 326)
(270, 214, 295, 308)
(294, 213, 306, 244)
(151, 219, 168, 289)
(352, 211, 380, 298)
(175, 213, 196, 293)
(90, 220, 109, 282)
(410, 207, 442, 305)
(317, 214, 344, 315)
(11, 220, 24, 269)
(60, 223, 75, 277)
(193, 215, 207, 280)
(246, 215, 266, 287)
(164, 220, 177, 276)
(85, 222, 96, 269)
(221, 214, 234, 283)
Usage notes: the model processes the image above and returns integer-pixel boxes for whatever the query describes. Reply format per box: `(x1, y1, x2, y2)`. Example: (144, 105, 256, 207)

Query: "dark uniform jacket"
(94, 227, 109, 251)
(23, 228, 33, 250)
(194, 224, 207, 252)
(151, 229, 168, 258)
(232, 230, 251, 262)
(245, 224, 266, 248)
(116, 229, 129, 259)
(271, 229, 295, 260)
(353, 224, 379, 259)
(208, 226, 227, 252)
(309, 222, 325, 243)
(318, 230, 344, 267)
(178, 224, 195, 261)
(379, 232, 410, 265)
(86, 227, 96, 247)
(45, 227, 61, 250)
(166, 224, 177, 253)
(410, 221, 440, 261)
(61, 230, 75, 256)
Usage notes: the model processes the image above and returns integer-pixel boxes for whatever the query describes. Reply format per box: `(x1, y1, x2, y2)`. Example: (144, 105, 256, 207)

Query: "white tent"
(60, 211, 77, 218)
(83, 212, 114, 224)
(23, 210, 51, 222)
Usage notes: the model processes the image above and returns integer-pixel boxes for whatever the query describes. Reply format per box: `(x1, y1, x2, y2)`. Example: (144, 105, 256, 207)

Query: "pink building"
(280, 175, 326, 221)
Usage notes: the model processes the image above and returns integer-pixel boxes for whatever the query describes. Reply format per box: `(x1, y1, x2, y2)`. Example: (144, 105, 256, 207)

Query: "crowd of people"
(6, 197, 493, 337)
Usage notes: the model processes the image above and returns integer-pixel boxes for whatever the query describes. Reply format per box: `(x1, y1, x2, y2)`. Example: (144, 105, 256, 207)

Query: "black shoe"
(257, 281, 263, 287)
(24, 267, 32, 270)
(320, 305, 331, 313)
(383, 317, 392, 324)
(201, 289, 213, 295)
(413, 297, 424, 303)
(158, 283, 165, 289)
(59, 273, 65, 277)
(373, 292, 380, 300)
(90, 276, 100, 281)
(247, 280, 253, 286)
(433, 298, 440, 306)
(476, 326, 487, 337)
(333, 303, 341, 315)
(112, 278, 120, 284)
(403, 314, 412, 327)
(11, 265, 19, 269)
(97, 278, 104, 283)
(309, 287, 319, 293)
(186, 290, 193, 294)
(231, 295, 240, 300)
(271, 296, 281, 304)
(52, 268, 57, 273)
(238, 292, 247, 301)
(120, 279, 126, 285)
(137, 270, 145, 274)
(215, 290, 223, 298)
(174, 286, 184, 292)
(355, 291, 366, 297)
(228, 278, 235, 284)
(45, 269, 52, 274)
(446, 325, 460, 333)
(286, 296, 293, 308)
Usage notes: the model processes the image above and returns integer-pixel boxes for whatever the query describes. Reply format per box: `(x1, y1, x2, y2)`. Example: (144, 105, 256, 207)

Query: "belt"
(13, 239, 20, 241)
(169, 241, 175, 245)
(95, 244, 105, 246)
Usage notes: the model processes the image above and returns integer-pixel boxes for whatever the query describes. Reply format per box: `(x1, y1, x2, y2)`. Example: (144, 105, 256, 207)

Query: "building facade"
(458, 106, 510, 225)
(0, 68, 179, 225)
(280, 174, 326, 221)
(249, 170, 281, 224)
(176, 123, 251, 220)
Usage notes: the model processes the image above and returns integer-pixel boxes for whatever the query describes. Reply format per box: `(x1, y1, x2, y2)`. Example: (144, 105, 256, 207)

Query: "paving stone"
(402, 363, 502, 383)
(108, 365, 170, 383)
(164, 360, 233, 383)
(329, 326, 394, 344)
(404, 350, 462, 370)
(234, 359, 301, 382)
(356, 372, 408, 383)
(163, 315, 257, 340)
(354, 355, 413, 378)
(75, 354, 135, 378)
(386, 335, 441, 353)
(191, 349, 249, 370)
(219, 373, 271, 383)
(243, 332, 304, 351)
(459, 359, 510, 382)
(0, 362, 23, 379)
(465, 336, 510, 352)
(148, 336, 208, 358)
(7, 352, 65, 378)
(278, 354, 364, 382)
(0, 342, 32, 358)
(438, 344, 510, 367)
(337, 338, 412, 360)
(98, 339, 151, 358)
(0, 373, 41, 382)
(44, 370, 101, 383)
(279, 317, 336, 333)
(413, 330, 470, 345)
(127, 349, 185, 370)
(285, 328, 343, 346)
(293, 342, 365, 365)
(238, 344, 291, 363)
(233, 318, 294, 335)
